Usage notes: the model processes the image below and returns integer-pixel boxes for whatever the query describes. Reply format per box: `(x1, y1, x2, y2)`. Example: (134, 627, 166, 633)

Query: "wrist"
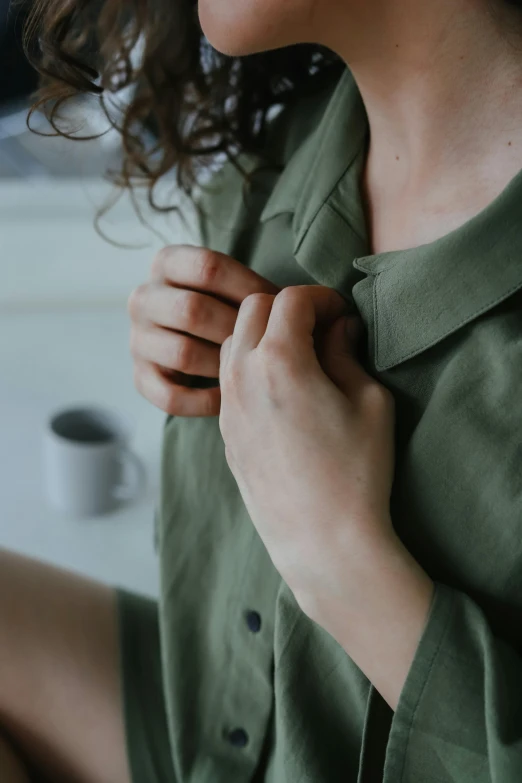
(296, 529, 435, 710)
(293, 524, 405, 629)
(334, 531, 434, 645)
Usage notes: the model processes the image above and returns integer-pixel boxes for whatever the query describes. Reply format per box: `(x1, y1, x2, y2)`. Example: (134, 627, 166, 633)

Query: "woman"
(2, 0, 522, 781)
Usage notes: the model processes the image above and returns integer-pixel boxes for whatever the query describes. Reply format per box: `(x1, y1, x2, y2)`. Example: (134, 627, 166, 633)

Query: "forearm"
(302, 529, 435, 712)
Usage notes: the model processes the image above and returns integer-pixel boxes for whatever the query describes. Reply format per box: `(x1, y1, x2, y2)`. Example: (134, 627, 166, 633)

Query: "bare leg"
(0, 548, 132, 783)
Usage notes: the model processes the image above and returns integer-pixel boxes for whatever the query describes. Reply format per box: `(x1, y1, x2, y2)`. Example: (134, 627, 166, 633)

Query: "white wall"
(1, 179, 200, 308)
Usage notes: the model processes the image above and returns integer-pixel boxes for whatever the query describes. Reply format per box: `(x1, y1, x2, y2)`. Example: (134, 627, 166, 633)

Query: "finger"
(150, 244, 281, 304)
(259, 286, 343, 363)
(262, 285, 349, 348)
(318, 315, 368, 393)
(133, 359, 221, 417)
(130, 283, 239, 344)
(229, 293, 276, 358)
(300, 285, 351, 327)
(130, 325, 221, 378)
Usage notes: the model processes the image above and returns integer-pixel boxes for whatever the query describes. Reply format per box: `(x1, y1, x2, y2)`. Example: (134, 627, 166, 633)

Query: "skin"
(0, 549, 130, 783)
(200, 0, 522, 253)
(218, 289, 434, 710)
(5, 0, 522, 780)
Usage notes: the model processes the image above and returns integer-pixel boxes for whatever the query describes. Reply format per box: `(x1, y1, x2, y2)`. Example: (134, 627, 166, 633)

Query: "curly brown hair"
(22, 0, 343, 214)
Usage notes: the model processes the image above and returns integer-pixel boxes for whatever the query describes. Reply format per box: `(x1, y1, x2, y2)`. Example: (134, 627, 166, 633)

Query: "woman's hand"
(128, 244, 282, 416)
(219, 286, 435, 714)
(128, 244, 352, 418)
(218, 286, 398, 625)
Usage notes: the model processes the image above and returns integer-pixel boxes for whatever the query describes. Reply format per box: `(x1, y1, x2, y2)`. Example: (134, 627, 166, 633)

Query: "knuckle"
(133, 362, 173, 415)
(195, 248, 221, 287)
(175, 337, 194, 372)
(203, 390, 220, 418)
(127, 283, 148, 319)
(151, 245, 174, 278)
(181, 290, 205, 328)
(242, 292, 273, 308)
(161, 384, 179, 415)
(276, 286, 302, 306)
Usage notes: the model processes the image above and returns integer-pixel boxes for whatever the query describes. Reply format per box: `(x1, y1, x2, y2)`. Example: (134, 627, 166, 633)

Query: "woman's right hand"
(128, 244, 281, 417)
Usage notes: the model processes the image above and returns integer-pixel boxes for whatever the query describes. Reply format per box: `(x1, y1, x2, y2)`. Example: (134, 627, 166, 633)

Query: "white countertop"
(0, 178, 200, 598)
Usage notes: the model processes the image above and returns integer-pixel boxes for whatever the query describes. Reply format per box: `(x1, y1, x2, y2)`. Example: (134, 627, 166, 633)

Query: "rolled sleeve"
(382, 581, 522, 783)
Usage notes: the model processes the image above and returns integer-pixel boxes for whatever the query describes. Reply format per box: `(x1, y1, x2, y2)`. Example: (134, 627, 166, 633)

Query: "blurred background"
(0, 1, 199, 597)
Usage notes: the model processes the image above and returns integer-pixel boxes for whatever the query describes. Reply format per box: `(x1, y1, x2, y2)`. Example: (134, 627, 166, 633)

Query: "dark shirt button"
(245, 610, 262, 633)
(227, 728, 249, 747)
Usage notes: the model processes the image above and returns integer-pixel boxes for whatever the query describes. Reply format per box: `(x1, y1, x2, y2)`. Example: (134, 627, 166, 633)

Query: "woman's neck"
(319, 0, 522, 253)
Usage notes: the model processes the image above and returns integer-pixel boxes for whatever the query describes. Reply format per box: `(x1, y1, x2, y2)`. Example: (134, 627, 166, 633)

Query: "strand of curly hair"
(21, 0, 343, 215)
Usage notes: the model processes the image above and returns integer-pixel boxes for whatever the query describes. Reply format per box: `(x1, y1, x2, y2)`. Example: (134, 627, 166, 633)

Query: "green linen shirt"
(156, 64, 522, 782)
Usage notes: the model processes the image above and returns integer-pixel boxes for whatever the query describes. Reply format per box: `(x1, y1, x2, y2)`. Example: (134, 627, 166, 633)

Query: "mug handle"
(113, 448, 147, 502)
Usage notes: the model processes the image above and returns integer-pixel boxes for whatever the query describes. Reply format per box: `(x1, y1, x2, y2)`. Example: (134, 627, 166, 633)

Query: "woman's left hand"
(219, 284, 398, 629)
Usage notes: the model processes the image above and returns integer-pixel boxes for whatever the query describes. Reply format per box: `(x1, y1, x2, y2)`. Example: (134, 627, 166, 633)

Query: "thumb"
(317, 314, 365, 392)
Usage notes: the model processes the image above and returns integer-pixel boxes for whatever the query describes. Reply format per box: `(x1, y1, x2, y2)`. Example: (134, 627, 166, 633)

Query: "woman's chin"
(201, 34, 257, 57)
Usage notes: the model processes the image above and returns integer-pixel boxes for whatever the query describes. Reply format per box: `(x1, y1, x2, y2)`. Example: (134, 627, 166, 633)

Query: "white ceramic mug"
(42, 406, 146, 517)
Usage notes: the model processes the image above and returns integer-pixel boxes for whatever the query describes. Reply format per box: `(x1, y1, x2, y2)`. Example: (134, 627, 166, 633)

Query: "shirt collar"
(260, 66, 522, 372)
(260, 67, 368, 232)
(355, 171, 522, 370)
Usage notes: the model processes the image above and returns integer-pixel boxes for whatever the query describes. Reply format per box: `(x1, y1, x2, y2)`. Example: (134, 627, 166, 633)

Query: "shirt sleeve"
(382, 579, 522, 783)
